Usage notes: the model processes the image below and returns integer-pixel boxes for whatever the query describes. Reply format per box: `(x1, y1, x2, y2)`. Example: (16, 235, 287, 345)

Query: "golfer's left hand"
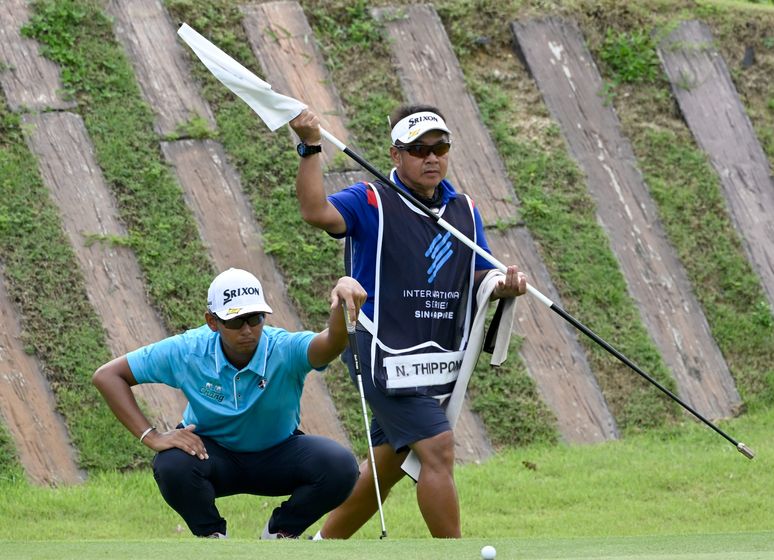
(331, 276, 367, 325)
(493, 265, 527, 299)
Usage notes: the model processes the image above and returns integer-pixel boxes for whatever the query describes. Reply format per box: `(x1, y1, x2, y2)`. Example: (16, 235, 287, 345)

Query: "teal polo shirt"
(127, 325, 318, 452)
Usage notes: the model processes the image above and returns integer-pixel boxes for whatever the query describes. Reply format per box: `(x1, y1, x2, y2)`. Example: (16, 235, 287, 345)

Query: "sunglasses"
(395, 142, 451, 158)
(217, 313, 266, 330)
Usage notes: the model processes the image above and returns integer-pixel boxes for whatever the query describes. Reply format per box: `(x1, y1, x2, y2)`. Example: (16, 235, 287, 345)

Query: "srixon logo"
(223, 286, 260, 304)
(407, 114, 439, 128)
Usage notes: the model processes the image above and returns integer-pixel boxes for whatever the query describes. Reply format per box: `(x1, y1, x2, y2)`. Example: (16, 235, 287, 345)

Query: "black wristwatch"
(296, 142, 322, 158)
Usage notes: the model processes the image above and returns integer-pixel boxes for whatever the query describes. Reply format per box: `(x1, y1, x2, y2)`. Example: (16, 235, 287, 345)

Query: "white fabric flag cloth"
(177, 23, 305, 131)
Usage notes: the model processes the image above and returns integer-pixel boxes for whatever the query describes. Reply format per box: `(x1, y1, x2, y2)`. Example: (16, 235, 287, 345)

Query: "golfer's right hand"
(144, 424, 209, 460)
(289, 109, 322, 144)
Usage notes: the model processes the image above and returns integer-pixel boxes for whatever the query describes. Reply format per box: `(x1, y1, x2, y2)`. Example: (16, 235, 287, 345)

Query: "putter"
(343, 302, 387, 539)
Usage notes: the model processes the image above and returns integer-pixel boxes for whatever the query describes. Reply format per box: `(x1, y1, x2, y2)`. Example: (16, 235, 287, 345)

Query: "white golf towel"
(401, 270, 516, 481)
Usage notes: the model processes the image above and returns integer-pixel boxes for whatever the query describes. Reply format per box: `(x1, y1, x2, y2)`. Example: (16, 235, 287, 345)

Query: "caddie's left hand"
(331, 276, 367, 325)
(492, 265, 528, 299)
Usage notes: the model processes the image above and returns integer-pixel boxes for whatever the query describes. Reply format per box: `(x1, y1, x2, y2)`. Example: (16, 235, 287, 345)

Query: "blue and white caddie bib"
(360, 179, 477, 397)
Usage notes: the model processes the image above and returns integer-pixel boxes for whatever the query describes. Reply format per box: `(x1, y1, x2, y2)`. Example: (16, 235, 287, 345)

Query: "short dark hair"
(389, 104, 446, 130)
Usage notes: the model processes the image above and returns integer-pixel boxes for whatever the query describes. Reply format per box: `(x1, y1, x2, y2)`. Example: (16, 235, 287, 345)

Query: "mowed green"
(2, 409, 772, 558)
(2, 533, 773, 560)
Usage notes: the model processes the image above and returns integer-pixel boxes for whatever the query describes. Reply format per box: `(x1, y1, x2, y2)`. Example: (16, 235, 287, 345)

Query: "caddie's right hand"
(289, 109, 322, 144)
(143, 424, 209, 460)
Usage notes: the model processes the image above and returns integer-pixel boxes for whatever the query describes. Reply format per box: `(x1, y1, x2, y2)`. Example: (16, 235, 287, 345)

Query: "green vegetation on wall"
(162, 0, 370, 451)
(0, 103, 144, 470)
(574, 0, 774, 410)
(26, 0, 213, 332)
(437, 0, 679, 430)
(0, 419, 23, 481)
(466, 73, 676, 430)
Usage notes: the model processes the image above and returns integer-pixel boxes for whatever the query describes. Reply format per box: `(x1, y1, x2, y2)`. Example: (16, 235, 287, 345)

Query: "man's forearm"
(93, 360, 153, 439)
(296, 155, 328, 226)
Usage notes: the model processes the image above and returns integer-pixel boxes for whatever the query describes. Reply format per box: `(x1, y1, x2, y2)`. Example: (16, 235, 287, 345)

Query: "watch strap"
(297, 142, 322, 158)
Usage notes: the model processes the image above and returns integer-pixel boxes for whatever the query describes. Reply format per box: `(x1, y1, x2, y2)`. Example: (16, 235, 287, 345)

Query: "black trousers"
(152, 431, 358, 537)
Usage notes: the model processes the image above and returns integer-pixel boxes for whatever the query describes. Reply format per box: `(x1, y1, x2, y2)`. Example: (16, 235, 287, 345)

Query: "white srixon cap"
(207, 268, 273, 319)
(390, 111, 451, 145)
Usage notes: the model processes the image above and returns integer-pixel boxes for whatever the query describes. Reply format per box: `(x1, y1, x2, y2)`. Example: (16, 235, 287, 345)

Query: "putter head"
(737, 442, 755, 460)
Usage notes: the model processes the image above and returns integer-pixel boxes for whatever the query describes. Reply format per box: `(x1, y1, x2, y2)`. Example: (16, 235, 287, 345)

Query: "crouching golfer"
(93, 268, 365, 539)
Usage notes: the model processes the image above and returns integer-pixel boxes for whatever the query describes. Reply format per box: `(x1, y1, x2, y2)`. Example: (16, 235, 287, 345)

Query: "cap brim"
(395, 125, 451, 145)
(214, 303, 273, 319)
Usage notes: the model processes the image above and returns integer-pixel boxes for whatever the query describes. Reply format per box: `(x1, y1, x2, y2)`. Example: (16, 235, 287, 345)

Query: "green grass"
(2, 410, 773, 558)
(4, 532, 774, 560)
(2, 408, 771, 542)
(0, 422, 23, 481)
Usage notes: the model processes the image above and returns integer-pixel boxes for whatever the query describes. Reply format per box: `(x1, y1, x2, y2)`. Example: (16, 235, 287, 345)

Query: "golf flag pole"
(177, 24, 754, 461)
(324, 128, 754, 461)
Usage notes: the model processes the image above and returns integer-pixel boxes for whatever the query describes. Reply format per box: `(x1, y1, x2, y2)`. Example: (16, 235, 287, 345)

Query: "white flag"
(177, 23, 305, 131)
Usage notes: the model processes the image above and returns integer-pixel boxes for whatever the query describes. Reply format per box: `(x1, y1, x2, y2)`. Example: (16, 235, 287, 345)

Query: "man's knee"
(330, 444, 360, 487)
(153, 447, 203, 489)
(314, 441, 359, 498)
(413, 430, 455, 471)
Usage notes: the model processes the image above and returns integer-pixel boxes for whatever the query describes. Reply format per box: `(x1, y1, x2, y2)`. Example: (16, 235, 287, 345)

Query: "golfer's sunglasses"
(395, 141, 451, 158)
(217, 313, 266, 330)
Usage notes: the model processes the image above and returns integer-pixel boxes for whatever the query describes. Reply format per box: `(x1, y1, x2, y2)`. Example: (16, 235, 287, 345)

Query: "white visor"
(390, 111, 451, 144)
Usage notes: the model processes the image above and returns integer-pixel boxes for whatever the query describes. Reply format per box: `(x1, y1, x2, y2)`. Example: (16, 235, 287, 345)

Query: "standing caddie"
(289, 105, 528, 538)
(93, 267, 366, 539)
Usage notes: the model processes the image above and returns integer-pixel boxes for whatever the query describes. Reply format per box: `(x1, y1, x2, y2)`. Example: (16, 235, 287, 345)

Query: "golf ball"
(481, 545, 496, 559)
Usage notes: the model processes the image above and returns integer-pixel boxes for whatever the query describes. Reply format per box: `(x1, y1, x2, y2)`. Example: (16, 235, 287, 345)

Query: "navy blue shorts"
(342, 327, 451, 453)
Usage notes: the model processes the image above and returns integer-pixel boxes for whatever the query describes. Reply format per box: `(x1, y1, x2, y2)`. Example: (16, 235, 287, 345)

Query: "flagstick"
(318, 128, 754, 461)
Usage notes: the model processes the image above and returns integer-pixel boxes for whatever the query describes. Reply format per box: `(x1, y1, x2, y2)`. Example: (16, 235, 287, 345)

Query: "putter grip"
(341, 301, 356, 335)
(348, 331, 361, 373)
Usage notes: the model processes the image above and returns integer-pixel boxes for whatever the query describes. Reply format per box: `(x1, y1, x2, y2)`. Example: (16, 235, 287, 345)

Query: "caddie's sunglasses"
(217, 313, 266, 330)
(395, 142, 451, 158)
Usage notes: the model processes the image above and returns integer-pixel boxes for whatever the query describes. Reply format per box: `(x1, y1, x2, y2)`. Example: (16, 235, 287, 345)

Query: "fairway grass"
(2, 408, 772, 552)
(3, 532, 774, 560)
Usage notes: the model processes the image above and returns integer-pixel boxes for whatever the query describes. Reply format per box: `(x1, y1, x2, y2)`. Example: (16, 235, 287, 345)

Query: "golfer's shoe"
(204, 531, 227, 539)
(261, 519, 297, 539)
